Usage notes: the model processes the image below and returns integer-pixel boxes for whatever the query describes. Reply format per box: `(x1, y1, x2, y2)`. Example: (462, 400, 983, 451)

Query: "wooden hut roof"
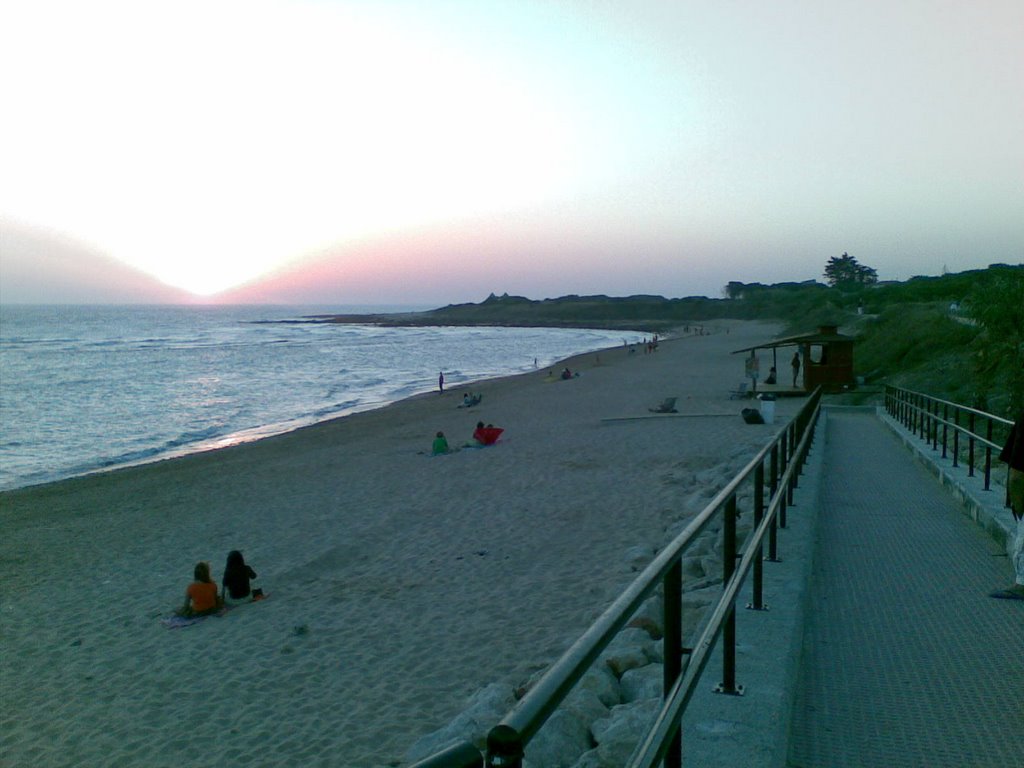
(731, 325, 857, 354)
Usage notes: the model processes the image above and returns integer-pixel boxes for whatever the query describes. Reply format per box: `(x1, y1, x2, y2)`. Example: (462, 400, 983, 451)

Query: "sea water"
(0, 305, 634, 491)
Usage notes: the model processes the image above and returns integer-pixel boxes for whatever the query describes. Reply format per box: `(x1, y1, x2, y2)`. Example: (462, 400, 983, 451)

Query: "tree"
(966, 269, 1024, 417)
(824, 253, 879, 287)
(723, 281, 746, 299)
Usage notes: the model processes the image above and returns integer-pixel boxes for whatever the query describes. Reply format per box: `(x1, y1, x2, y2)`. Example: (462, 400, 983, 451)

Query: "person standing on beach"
(991, 412, 1024, 600)
(438, 371, 444, 394)
(791, 351, 801, 388)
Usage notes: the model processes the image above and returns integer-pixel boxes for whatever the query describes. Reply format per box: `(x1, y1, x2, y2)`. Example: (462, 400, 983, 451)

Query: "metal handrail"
(884, 385, 1014, 493)
(629, 413, 816, 767)
(410, 387, 824, 768)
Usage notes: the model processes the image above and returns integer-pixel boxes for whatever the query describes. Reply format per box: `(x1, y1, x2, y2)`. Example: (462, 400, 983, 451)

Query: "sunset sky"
(1, 0, 1021, 305)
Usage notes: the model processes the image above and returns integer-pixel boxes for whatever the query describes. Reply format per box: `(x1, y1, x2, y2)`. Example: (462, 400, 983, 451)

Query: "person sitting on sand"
(472, 422, 504, 446)
(177, 561, 221, 617)
(561, 367, 573, 380)
(432, 431, 450, 455)
(473, 421, 487, 445)
(221, 550, 260, 604)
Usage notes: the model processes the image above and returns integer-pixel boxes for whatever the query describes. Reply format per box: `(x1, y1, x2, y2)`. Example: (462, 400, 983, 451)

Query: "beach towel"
(159, 594, 267, 628)
(160, 608, 228, 629)
(476, 427, 504, 445)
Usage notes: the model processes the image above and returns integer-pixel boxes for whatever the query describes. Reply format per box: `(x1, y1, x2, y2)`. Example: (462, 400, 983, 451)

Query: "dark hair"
(194, 561, 212, 582)
(225, 550, 245, 570)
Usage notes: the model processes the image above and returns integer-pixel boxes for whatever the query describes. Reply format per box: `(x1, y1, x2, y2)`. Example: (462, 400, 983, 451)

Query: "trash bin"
(759, 393, 776, 424)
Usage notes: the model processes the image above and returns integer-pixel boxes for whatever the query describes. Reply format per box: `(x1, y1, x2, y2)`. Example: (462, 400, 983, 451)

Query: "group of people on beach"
(460, 392, 482, 408)
(433, 421, 504, 455)
(177, 550, 262, 617)
(760, 353, 800, 388)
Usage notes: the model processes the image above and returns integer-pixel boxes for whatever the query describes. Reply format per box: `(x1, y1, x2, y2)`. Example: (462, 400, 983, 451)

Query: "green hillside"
(318, 263, 1023, 416)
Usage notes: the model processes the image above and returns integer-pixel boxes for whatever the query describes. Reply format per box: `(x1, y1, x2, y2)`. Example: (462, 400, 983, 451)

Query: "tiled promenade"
(787, 411, 1023, 768)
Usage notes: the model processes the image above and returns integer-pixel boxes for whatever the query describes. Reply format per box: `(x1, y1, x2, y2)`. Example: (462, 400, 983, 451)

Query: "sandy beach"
(0, 319, 802, 768)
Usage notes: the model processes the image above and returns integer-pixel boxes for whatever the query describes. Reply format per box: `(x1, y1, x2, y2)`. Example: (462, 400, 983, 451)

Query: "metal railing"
(410, 387, 824, 768)
(884, 386, 1014, 494)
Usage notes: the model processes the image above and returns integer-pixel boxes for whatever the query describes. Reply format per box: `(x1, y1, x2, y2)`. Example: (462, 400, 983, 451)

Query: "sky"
(1, 0, 1021, 306)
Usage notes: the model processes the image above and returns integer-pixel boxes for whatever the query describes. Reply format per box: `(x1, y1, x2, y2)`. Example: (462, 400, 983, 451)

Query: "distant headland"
(291, 263, 1022, 337)
(304, 292, 717, 333)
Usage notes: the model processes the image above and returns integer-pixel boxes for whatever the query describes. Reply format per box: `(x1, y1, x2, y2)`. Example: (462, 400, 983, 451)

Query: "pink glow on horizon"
(2, 1, 1021, 305)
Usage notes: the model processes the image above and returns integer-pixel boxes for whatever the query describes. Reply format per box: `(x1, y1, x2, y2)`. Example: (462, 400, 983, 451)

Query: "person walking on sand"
(791, 351, 801, 388)
(438, 371, 444, 394)
(990, 412, 1024, 600)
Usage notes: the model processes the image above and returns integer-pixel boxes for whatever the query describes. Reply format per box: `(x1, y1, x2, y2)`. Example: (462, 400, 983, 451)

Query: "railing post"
(942, 403, 949, 458)
(792, 422, 801, 486)
(749, 462, 768, 611)
(486, 726, 523, 768)
(715, 495, 743, 696)
(779, 432, 789, 527)
(968, 412, 976, 477)
(786, 423, 797, 503)
(931, 399, 938, 451)
(953, 408, 960, 467)
(663, 560, 683, 768)
(768, 445, 780, 561)
(984, 417, 993, 490)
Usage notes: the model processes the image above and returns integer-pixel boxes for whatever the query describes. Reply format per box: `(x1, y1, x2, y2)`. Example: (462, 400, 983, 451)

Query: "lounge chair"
(729, 382, 749, 399)
(648, 397, 678, 414)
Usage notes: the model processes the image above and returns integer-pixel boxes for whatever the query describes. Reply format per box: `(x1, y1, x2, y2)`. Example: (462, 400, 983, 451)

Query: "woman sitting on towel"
(222, 550, 260, 604)
(177, 561, 221, 617)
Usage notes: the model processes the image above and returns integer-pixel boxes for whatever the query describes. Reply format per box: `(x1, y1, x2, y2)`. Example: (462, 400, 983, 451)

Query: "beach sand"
(0, 320, 802, 768)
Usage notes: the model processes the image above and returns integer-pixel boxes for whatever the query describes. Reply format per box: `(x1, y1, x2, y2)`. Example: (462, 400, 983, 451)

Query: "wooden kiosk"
(733, 324, 856, 395)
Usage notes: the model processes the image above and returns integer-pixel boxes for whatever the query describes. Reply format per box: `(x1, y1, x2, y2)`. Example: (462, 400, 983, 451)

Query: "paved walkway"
(787, 411, 1023, 768)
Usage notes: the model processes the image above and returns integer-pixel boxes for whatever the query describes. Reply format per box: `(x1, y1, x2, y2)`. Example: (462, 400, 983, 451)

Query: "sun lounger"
(648, 397, 678, 413)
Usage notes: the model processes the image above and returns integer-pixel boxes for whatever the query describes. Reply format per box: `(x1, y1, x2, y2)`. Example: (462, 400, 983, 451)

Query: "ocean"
(0, 304, 634, 491)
